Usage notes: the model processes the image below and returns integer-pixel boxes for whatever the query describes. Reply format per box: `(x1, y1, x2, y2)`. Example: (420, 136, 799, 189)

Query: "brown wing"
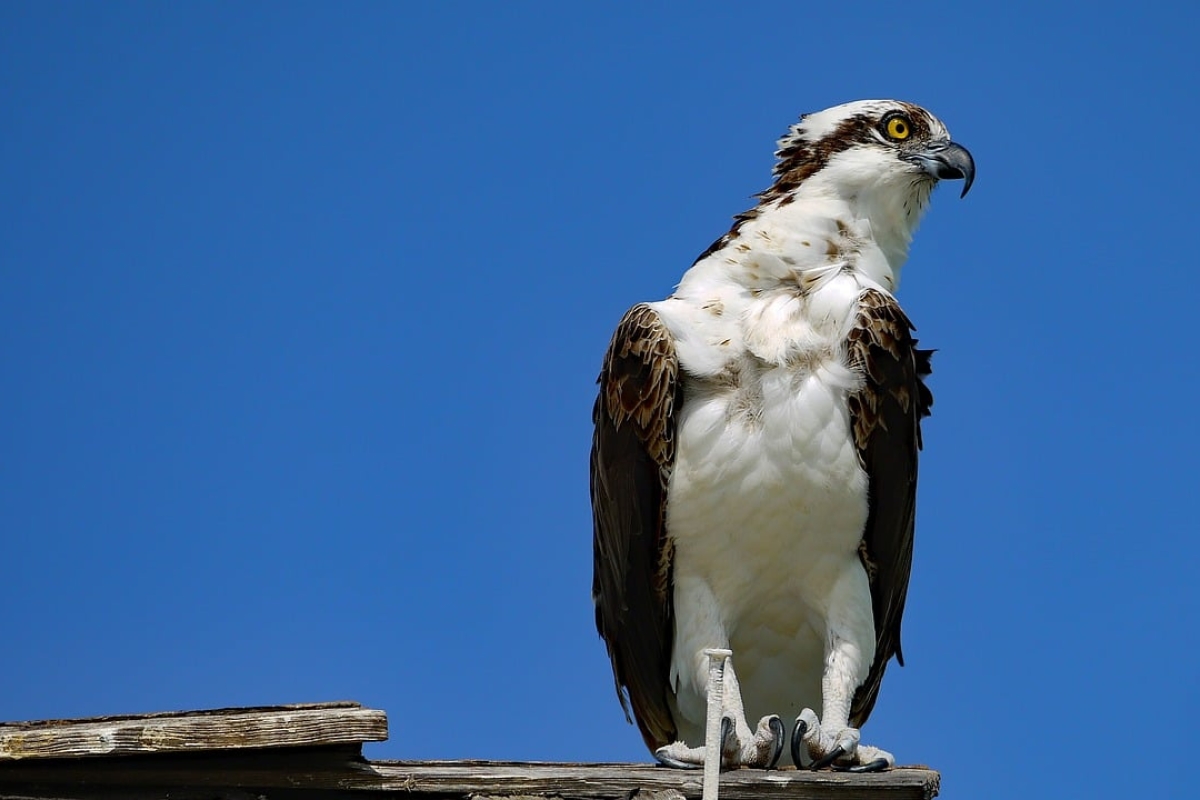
(590, 303, 681, 751)
(845, 288, 934, 728)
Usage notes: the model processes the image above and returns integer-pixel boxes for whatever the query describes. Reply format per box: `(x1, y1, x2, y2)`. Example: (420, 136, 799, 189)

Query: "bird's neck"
(683, 175, 929, 298)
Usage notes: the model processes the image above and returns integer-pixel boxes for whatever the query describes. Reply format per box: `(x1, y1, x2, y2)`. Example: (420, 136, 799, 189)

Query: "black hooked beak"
(908, 140, 975, 198)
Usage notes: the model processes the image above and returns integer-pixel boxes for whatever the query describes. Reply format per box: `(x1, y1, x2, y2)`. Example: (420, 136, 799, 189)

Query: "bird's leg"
(655, 653, 784, 770)
(790, 577, 893, 772)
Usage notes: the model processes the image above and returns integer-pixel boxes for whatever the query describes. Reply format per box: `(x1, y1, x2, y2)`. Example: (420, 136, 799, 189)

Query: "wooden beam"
(0, 750, 939, 800)
(0, 704, 939, 799)
(0, 702, 388, 761)
(359, 760, 941, 800)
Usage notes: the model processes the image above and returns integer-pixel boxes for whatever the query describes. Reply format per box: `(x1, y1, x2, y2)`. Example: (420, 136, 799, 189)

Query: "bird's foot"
(789, 709, 892, 772)
(654, 715, 785, 770)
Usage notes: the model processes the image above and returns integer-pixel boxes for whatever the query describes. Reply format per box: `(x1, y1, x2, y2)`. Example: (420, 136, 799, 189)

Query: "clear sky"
(2, 3, 1197, 798)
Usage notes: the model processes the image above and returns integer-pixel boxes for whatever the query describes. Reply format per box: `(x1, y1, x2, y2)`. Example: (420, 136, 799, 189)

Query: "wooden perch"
(0, 701, 387, 760)
(0, 702, 939, 800)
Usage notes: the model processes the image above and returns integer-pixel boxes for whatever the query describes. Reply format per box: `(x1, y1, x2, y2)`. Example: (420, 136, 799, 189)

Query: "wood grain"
(0, 702, 387, 761)
(361, 760, 941, 800)
(0, 704, 938, 800)
(0, 752, 939, 800)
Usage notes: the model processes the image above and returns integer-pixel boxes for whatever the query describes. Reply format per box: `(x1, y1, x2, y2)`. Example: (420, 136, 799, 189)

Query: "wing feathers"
(846, 288, 933, 727)
(591, 304, 680, 750)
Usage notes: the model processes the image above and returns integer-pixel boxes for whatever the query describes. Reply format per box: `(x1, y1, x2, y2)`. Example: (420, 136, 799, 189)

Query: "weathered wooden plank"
(358, 761, 940, 800)
(0, 745, 362, 786)
(0, 702, 388, 761)
(0, 704, 937, 800)
(0, 751, 939, 800)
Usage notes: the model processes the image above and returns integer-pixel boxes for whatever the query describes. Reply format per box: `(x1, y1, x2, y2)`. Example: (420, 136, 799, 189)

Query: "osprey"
(591, 100, 973, 771)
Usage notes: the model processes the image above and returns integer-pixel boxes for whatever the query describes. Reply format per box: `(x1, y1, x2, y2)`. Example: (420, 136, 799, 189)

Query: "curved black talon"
(766, 716, 785, 770)
(653, 749, 701, 770)
(833, 758, 890, 774)
(719, 716, 734, 768)
(808, 745, 846, 771)
(790, 718, 808, 768)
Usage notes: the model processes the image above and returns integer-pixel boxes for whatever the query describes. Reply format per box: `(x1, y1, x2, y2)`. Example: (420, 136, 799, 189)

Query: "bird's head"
(765, 100, 974, 226)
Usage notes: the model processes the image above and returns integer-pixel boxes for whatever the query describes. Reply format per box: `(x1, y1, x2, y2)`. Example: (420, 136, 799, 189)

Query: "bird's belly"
(665, 363, 869, 731)
(668, 362, 870, 598)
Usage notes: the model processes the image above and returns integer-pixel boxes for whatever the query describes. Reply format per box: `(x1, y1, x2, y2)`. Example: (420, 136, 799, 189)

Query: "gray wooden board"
(0, 751, 939, 800)
(0, 705, 937, 799)
(364, 760, 940, 800)
(0, 702, 388, 761)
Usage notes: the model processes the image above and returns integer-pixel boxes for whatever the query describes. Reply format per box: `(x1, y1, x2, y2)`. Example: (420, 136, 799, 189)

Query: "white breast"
(650, 223, 882, 738)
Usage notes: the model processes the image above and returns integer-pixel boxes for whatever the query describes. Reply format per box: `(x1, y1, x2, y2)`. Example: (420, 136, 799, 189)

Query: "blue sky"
(2, 3, 1197, 798)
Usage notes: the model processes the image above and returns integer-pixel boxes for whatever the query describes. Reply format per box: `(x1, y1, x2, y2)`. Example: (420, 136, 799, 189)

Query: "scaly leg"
(790, 569, 894, 772)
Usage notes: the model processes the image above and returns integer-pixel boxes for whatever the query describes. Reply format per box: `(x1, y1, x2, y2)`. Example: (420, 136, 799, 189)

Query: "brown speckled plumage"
(591, 304, 681, 749)
(845, 288, 933, 726)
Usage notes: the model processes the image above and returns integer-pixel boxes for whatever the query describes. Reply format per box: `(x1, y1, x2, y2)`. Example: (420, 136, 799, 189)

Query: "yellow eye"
(885, 116, 911, 140)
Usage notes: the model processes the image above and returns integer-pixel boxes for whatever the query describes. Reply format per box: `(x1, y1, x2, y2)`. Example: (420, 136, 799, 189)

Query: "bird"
(590, 100, 973, 771)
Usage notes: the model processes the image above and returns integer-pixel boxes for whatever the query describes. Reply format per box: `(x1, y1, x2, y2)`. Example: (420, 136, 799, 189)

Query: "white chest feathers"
(650, 262, 873, 552)
(649, 219, 888, 729)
